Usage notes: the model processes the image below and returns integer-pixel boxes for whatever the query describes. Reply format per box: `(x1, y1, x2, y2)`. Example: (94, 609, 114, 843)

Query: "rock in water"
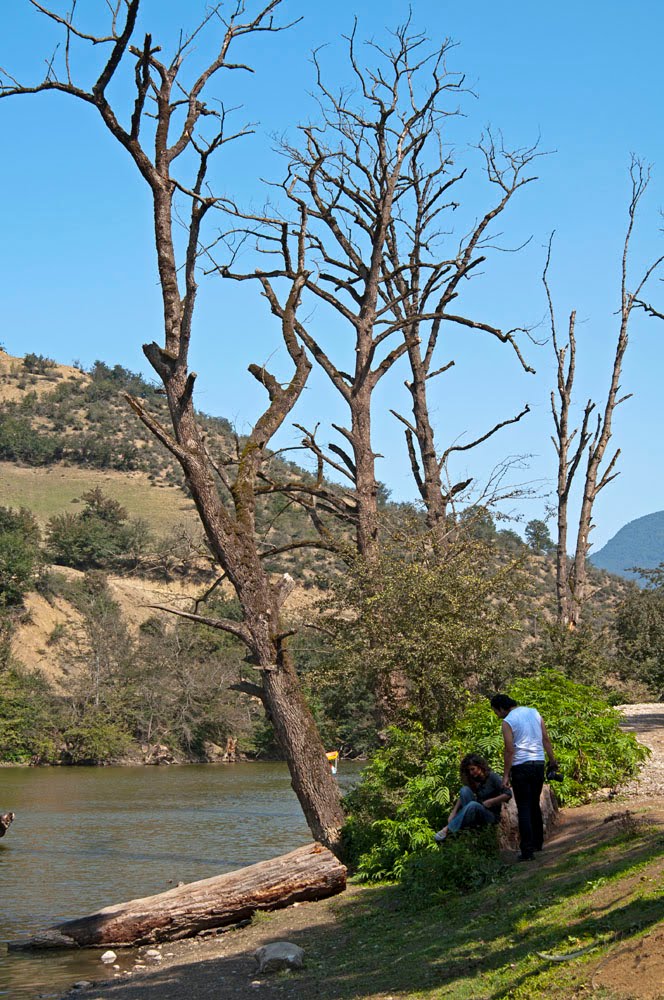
(0, 812, 15, 838)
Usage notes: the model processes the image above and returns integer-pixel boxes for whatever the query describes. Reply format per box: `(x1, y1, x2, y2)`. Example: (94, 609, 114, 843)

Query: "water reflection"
(0, 760, 362, 999)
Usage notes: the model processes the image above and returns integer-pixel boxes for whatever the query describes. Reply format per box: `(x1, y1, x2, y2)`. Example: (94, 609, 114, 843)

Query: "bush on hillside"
(0, 506, 42, 606)
(343, 672, 649, 883)
(46, 488, 151, 570)
(0, 413, 64, 465)
(23, 353, 56, 375)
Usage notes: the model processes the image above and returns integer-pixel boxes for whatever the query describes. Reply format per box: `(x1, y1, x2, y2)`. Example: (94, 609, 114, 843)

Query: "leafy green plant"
(399, 827, 506, 901)
(343, 671, 649, 882)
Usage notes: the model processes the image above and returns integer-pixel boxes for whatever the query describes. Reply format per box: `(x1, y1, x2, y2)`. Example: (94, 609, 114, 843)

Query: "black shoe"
(518, 853, 535, 862)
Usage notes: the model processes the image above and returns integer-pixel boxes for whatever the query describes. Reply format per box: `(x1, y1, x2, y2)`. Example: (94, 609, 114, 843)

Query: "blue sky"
(1, 0, 663, 550)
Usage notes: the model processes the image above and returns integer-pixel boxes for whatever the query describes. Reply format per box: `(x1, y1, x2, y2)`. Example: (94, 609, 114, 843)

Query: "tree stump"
(497, 785, 559, 851)
(11, 842, 346, 949)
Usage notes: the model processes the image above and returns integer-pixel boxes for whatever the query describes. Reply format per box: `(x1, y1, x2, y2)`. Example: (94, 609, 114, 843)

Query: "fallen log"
(497, 785, 559, 851)
(11, 842, 346, 950)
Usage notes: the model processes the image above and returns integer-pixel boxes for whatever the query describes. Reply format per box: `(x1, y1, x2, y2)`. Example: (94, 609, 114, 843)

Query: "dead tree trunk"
(12, 843, 346, 949)
(0, 0, 345, 852)
(547, 161, 664, 627)
(385, 134, 536, 549)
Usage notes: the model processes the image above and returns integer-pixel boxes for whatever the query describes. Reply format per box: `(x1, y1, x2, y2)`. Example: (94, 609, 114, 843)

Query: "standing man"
(490, 694, 558, 861)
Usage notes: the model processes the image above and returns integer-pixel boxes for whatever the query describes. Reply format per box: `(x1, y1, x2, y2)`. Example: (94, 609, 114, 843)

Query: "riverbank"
(53, 705, 663, 1000)
(57, 796, 664, 1000)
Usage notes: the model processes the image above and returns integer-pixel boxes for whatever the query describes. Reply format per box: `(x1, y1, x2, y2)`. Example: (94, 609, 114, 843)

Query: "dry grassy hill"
(0, 347, 640, 710)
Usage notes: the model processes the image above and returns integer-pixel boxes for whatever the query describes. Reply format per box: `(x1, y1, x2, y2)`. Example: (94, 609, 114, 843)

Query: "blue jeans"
(448, 785, 497, 833)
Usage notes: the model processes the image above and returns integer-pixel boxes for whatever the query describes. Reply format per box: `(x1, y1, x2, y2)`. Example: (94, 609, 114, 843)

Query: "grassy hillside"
(0, 463, 198, 536)
(0, 348, 652, 765)
(0, 348, 342, 584)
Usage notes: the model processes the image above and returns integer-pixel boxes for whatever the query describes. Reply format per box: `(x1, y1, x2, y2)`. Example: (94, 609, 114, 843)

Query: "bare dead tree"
(547, 159, 664, 627)
(383, 128, 537, 543)
(220, 25, 467, 562)
(0, 0, 345, 850)
(221, 25, 538, 557)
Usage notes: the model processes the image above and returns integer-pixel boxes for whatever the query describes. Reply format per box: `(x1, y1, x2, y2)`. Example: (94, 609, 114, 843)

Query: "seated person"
(434, 753, 511, 843)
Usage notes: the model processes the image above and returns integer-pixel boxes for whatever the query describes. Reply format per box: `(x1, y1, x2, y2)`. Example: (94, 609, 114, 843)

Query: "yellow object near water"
(326, 751, 339, 774)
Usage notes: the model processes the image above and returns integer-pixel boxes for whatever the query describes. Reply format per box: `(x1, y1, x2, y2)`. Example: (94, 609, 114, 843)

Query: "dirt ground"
(59, 706, 664, 1000)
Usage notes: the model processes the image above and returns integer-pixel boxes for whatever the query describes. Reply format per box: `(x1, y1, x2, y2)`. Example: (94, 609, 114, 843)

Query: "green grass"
(272, 812, 664, 999)
(0, 462, 198, 537)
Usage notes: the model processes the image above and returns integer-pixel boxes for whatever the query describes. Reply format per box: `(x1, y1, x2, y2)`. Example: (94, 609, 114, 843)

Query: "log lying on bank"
(11, 842, 346, 950)
(0, 812, 15, 838)
(497, 785, 559, 851)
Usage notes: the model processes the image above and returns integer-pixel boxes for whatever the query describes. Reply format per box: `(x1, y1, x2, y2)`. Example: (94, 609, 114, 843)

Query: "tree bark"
(496, 787, 559, 852)
(0, 0, 346, 852)
(11, 843, 346, 949)
(546, 162, 664, 628)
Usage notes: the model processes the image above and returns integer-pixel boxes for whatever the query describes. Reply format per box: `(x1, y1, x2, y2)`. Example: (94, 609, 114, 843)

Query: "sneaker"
(434, 830, 447, 844)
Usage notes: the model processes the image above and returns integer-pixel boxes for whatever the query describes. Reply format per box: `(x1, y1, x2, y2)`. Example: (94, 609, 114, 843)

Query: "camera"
(546, 763, 563, 782)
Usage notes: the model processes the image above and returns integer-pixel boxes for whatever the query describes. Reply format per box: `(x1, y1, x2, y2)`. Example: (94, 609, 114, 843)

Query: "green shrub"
(0, 413, 64, 464)
(0, 507, 42, 606)
(22, 352, 56, 374)
(62, 710, 132, 764)
(399, 827, 506, 902)
(343, 671, 649, 883)
(46, 489, 152, 570)
(0, 664, 60, 763)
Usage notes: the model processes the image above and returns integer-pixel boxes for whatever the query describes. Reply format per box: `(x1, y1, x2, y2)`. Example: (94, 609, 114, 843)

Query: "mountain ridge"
(590, 510, 664, 584)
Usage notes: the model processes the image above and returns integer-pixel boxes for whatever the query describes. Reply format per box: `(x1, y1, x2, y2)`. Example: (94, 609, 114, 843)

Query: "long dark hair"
(459, 753, 490, 787)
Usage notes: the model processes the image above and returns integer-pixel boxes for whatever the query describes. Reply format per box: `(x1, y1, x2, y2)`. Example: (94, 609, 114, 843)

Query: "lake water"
(0, 762, 362, 999)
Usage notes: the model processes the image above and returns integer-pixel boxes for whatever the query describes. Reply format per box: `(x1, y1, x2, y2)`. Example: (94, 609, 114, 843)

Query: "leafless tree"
(384, 128, 536, 544)
(0, 0, 345, 849)
(222, 24, 536, 556)
(546, 159, 664, 627)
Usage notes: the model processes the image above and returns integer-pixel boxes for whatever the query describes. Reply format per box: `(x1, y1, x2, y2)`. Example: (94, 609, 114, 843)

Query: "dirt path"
(59, 705, 664, 1000)
(617, 703, 664, 797)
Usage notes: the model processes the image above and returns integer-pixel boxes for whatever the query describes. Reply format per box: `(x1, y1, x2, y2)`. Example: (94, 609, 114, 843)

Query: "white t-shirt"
(504, 706, 544, 765)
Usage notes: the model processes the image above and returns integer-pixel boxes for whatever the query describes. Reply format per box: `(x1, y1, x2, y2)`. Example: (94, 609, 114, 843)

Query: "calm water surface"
(0, 762, 362, 999)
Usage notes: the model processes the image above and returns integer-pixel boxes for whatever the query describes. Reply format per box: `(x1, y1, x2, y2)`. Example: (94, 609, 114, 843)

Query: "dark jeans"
(510, 760, 545, 858)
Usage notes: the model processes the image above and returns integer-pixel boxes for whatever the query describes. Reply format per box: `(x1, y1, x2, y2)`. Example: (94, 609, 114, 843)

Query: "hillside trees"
(0, 506, 42, 606)
(615, 564, 664, 698)
(546, 162, 664, 628)
(0, 0, 346, 848)
(47, 488, 150, 570)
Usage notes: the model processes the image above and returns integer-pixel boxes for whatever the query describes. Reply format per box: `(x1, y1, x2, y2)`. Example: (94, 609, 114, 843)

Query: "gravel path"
(618, 703, 664, 797)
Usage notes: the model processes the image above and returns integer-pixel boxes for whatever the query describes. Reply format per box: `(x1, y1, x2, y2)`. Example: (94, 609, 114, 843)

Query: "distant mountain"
(590, 511, 664, 583)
